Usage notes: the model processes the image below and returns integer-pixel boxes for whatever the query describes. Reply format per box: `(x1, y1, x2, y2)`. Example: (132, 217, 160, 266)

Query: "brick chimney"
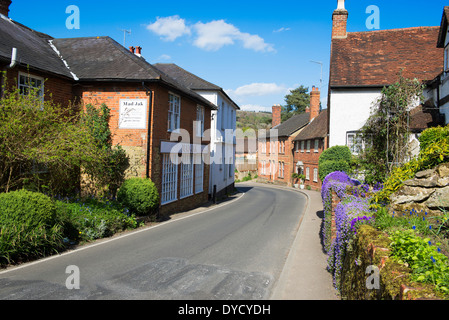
(0, 0, 12, 17)
(272, 104, 282, 128)
(309, 86, 321, 120)
(332, 0, 348, 39)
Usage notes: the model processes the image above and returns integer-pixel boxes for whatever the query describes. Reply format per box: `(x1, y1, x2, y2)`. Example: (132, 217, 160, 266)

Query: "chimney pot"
(0, 0, 12, 17)
(135, 46, 142, 55)
(129, 46, 135, 53)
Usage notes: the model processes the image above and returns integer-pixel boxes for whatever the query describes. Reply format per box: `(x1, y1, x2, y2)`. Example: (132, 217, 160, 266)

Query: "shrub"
(117, 178, 159, 217)
(0, 190, 63, 265)
(418, 126, 449, 154)
(389, 229, 449, 295)
(319, 146, 352, 182)
(0, 87, 108, 196)
(0, 189, 57, 229)
(327, 195, 373, 290)
(373, 125, 449, 205)
(55, 197, 138, 242)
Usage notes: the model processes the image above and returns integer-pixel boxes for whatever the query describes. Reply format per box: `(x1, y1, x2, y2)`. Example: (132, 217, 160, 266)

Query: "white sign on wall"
(119, 99, 148, 129)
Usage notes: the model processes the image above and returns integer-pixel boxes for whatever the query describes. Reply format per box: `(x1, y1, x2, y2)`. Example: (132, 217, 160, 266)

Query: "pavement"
(240, 182, 340, 300)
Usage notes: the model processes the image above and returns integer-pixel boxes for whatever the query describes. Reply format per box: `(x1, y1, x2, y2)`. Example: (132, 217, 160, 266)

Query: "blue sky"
(9, 0, 449, 112)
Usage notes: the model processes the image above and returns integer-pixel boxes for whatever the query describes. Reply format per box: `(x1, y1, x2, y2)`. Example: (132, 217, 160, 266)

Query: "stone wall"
(390, 163, 449, 216)
(340, 225, 443, 300)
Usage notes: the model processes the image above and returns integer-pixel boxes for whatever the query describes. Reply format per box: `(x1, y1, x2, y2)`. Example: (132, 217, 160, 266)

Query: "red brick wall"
(79, 81, 212, 217)
(2, 66, 75, 107)
(258, 136, 295, 187)
(294, 138, 326, 190)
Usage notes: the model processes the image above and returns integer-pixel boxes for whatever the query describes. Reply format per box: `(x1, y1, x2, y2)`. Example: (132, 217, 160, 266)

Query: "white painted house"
(328, 0, 444, 151)
(427, 6, 449, 126)
(154, 63, 240, 198)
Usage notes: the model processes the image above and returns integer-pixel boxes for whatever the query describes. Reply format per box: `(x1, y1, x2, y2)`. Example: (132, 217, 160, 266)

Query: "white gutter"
(8, 47, 17, 69)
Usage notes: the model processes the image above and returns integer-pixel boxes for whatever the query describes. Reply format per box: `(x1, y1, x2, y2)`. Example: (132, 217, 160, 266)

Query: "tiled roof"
(0, 16, 73, 78)
(261, 113, 310, 139)
(154, 63, 221, 91)
(51, 37, 217, 110)
(154, 63, 240, 110)
(330, 27, 443, 87)
(409, 104, 445, 132)
(294, 109, 329, 141)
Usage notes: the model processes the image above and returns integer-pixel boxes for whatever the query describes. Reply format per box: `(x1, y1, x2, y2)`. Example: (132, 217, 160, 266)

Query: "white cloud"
(193, 20, 275, 52)
(147, 16, 191, 41)
(273, 27, 291, 33)
(230, 83, 288, 97)
(158, 54, 172, 60)
(193, 20, 239, 51)
(194, 20, 274, 52)
(240, 104, 272, 112)
(146, 16, 274, 53)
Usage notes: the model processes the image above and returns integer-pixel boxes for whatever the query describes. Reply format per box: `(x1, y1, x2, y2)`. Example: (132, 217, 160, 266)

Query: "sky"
(8, 0, 449, 112)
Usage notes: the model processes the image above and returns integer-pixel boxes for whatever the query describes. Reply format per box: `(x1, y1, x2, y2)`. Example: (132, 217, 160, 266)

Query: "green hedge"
(319, 146, 352, 181)
(117, 178, 160, 217)
(0, 190, 64, 265)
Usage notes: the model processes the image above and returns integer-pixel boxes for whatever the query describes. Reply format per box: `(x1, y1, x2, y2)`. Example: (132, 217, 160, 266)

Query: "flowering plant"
(327, 195, 373, 290)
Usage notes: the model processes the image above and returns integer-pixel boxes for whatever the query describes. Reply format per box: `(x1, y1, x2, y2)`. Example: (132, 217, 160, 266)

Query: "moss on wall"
(340, 225, 445, 300)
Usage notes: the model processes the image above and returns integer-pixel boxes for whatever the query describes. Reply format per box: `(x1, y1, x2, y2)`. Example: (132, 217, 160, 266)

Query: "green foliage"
(358, 74, 425, 182)
(419, 126, 449, 153)
(389, 229, 449, 295)
(0, 190, 64, 265)
(81, 104, 130, 198)
(282, 85, 310, 122)
(318, 146, 352, 181)
(374, 125, 449, 204)
(236, 111, 272, 131)
(0, 189, 56, 228)
(117, 178, 160, 217)
(55, 197, 138, 242)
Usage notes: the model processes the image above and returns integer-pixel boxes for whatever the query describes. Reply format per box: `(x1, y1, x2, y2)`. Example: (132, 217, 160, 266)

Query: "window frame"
(196, 105, 205, 137)
(168, 92, 181, 132)
(161, 154, 178, 205)
(180, 153, 194, 199)
(18, 72, 45, 102)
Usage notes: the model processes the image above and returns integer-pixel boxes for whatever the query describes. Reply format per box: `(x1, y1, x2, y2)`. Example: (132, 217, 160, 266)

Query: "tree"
(358, 73, 424, 184)
(0, 87, 104, 195)
(282, 85, 310, 122)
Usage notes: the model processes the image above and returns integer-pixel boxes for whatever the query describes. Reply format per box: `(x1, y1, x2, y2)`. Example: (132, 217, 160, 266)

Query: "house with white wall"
(155, 63, 240, 198)
(427, 6, 449, 126)
(328, 0, 444, 151)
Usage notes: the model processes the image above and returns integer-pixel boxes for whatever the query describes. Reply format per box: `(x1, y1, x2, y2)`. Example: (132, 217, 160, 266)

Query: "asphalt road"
(0, 183, 307, 300)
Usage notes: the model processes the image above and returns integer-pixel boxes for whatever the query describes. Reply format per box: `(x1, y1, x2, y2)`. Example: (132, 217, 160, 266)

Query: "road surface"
(0, 183, 307, 300)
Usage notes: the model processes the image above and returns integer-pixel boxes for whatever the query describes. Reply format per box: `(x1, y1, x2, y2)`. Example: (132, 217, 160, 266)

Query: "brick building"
(0, 1, 218, 216)
(293, 88, 329, 191)
(258, 106, 309, 187)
